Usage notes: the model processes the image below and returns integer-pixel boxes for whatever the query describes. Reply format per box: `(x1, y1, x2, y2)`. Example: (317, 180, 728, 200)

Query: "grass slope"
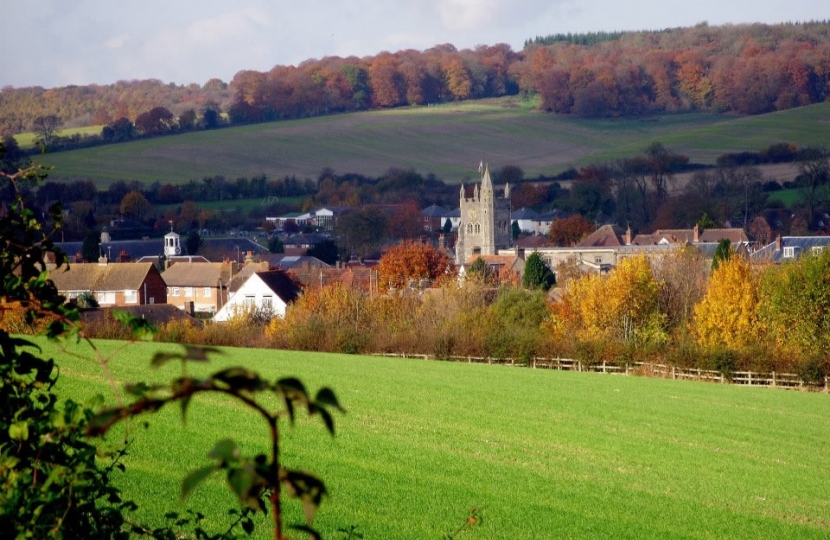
(33, 99, 830, 186)
(41, 337, 830, 539)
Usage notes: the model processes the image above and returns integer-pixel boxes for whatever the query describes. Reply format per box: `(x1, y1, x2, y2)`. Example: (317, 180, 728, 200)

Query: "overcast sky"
(2, 0, 827, 89)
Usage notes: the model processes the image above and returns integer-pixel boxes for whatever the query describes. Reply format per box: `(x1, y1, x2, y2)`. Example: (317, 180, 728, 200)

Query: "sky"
(1, 0, 827, 89)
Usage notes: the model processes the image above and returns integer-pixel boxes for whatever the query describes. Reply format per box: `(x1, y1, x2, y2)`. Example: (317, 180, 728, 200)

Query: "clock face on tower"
(469, 210, 477, 221)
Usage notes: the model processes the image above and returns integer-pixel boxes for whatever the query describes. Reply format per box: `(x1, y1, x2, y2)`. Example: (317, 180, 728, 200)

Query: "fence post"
(748, 371, 752, 386)
(672, 366, 676, 380)
(772, 371, 777, 387)
(602, 360, 607, 373)
(825, 375, 829, 394)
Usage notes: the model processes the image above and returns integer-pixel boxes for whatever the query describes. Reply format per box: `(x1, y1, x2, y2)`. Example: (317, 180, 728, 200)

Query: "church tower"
(164, 230, 181, 257)
(456, 164, 512, 264)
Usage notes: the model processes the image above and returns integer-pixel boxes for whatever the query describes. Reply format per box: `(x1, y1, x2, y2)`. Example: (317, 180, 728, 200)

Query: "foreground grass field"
(32, 99, 830, 186)
(41, 337, 830, 539)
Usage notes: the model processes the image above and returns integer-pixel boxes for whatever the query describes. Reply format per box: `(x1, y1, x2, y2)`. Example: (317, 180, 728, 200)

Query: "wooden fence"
(371, 353, 829, 392)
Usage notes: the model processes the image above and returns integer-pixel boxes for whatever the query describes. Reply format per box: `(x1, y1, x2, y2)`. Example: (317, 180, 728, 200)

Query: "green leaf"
(315, 387, 345, 412)
(316, 407, 336, 436)
(213, 367, 266, 392)
(207, 438, 240, 463)
(9, 421, 29, 441)
(277, 377, 309, 399)
(181, 465, 217, 500)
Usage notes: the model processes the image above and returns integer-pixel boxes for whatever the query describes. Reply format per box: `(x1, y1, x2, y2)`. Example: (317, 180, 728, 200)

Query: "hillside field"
(30, 98, 830, 187)
(40, 337, 830, 540)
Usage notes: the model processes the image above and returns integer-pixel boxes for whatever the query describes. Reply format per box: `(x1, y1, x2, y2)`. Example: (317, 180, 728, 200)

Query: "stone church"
(455, 164, 512, 264)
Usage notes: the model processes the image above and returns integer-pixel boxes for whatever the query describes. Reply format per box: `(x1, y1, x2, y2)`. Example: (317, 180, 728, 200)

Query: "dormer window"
(783, 247, 795, 258)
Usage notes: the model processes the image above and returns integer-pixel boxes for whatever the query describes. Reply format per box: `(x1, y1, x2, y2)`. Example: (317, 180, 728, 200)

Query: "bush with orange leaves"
(377, 240, 455, 290)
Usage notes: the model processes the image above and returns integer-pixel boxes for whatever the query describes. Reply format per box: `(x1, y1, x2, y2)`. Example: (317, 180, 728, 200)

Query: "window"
(262, 296, 273, 309)
(184, 287, 193, 297)
(125, 290, 138, 304)
(812, 246, 824, 256)
(98, 291, 115, 305)
(203, 287, 211, 298)
(171, 286, 180, 297)
(783, 247, 795, 258)
(244, 295, 256, 309)
(474, 223, 481, 234)
(149, 297, 155, 304)
(595, 257, 602, 264)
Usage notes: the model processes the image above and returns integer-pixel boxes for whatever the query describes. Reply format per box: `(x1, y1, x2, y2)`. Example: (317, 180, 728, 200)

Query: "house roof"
(577, 224, 625, 247)
(161, 262, 230, 287)
(511, 208, 540, 220)
(288, 266, 374, 292)
(631, 227, 749, 245)
(514, 236, 554, 248)
(264, 254, 330, 270)
(49, 262, 156, 291)
(255, 271, 301, 303)
(55, 237, 267, 264)
(421, 204, 448, 217)
(752, 236, 830, 263)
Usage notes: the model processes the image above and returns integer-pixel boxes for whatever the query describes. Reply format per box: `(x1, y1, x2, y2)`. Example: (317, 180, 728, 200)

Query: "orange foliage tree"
(377, 240, 454, 290)
(549, 215, 595, 246)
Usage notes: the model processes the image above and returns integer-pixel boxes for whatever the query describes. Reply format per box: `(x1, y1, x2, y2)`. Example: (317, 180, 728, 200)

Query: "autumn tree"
(653, 245, 709, 329)
(377, 240, 454, 289)
(31, 114, 62, 147)
(134, 106, 175, 135)
(549, 255, 666, 348)
(120, 190, 152, 221)
(757, 249, 830, 356)
(549, 215, 594, 246)
(693, 256, 758, 350)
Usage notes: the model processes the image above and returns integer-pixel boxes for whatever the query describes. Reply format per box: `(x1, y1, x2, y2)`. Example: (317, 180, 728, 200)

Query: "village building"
(456, 164, 512, 264)
(48, 260, 167, 306)
(214, 270, 301, 321)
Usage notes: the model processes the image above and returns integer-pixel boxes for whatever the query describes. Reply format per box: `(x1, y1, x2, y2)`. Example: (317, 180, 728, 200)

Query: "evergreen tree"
(523, 252, 555, 291)
(185, 230, 202, 255)
(82, 229, 100, 262)
(268, 235, 285, 254)
(712, 239, 732, 270)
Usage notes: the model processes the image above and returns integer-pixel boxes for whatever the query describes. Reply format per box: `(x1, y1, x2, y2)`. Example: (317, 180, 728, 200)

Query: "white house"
(213, 270, 300, 321)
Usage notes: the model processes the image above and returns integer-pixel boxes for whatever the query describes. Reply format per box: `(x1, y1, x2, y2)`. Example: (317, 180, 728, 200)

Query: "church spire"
(480, 163, 493, 200)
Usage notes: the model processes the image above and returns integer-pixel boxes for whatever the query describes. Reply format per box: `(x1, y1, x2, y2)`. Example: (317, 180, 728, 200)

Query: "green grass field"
(31, 98, 830, 186)
(35, 337, 830, 539)
(13, 125, 104, 147)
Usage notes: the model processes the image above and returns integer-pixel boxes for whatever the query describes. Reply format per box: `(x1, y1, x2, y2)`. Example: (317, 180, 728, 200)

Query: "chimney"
(693, 224, 700, 243)
(517, 247, 526, 260)
(245, 250, 254, 264)
(625, 226, 632, 246)
(775, 234, 782, 251)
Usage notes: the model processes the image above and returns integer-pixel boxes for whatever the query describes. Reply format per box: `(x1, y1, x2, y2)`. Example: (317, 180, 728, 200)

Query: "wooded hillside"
(1, 21, 829, 136)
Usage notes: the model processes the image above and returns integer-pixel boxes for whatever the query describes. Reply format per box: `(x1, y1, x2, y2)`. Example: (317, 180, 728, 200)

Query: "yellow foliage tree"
(692, 256, 758, 349)
(549, 255, 666, 346)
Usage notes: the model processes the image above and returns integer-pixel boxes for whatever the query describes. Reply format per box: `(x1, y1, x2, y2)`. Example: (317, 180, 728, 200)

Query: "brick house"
(48, 260, 167, 306)
(161, 262, 235, 315)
